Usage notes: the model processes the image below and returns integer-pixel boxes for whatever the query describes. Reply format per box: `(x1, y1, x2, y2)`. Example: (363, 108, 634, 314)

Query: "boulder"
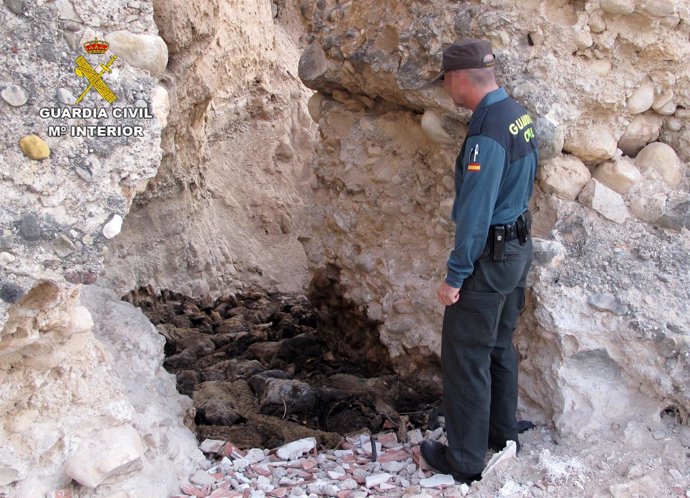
(592, 157, 641, 194)
(634, 142, 683, 186)
(578, 179, 629, 223)
(538, 154, 591, 200)
(564, 125, 617, 163)
(618, 114, 662, 156)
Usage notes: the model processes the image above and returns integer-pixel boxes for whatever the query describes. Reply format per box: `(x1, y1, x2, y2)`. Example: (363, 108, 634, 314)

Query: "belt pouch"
(492, 226, 506, 262)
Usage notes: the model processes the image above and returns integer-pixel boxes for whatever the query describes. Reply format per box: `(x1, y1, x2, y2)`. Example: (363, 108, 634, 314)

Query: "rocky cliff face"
(0, 0, 203, 496)
(296, 0, 689, 434)
(1, 0, 689, 495)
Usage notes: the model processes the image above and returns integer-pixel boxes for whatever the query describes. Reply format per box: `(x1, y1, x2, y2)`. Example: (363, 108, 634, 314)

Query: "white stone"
(0, 252, 16, 266)
(407, 428, 424, 444)
(199, 439, 226, 454)
(1, 85, 28, 107)
(102, 214, 123, 239)
(365, 472, 393, 488)
(610, 475, 657, 498)
(652, 91, 676, 115)
(634, 142, 682, 186)
(564, 125, 617, 163)
(626, 81, 655, 114)
(618, 114, 662, 156)
(600, 0, 635, 15)
(421, 110, 454, 145)
(592, 157, 641, 194)
(189, 469, 215, 486)
(642, 0, 676, 17)
(630, 193, 667, 223)
(64, 425, 145, 489)
(151, 86, 170, 129)
(420, 473, 455, 487)
(56, 88, 76, 105)
(538, 154, 591, 200)
(245, 448, 267, 463)
(578, 179, 630, 224)
(276, 437, 316, 461)
(105, 31, 169, 76)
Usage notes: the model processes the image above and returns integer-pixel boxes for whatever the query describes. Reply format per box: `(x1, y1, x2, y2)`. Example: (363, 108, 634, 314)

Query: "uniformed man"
(420, 39, 538, 484)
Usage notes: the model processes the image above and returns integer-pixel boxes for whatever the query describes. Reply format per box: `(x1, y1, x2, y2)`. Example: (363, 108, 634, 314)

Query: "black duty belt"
(489, 211, 531, 261)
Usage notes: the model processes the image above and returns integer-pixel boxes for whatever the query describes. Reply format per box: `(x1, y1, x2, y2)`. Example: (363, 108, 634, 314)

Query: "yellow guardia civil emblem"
(74, 38, 117, 104)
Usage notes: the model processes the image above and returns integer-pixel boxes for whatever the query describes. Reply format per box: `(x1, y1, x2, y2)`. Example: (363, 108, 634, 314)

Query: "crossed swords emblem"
(74, 55, 118, 104)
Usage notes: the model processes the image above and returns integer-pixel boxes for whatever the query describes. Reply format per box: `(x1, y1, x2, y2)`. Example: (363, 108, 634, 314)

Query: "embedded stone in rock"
(56, 88, 76, 105)
(105, 31, 169, 76)
(151, 85, 170, 129)
(307, 92, 324, 123)
(0, 282, 24, 303)
(652, 91, 676, 116)
(563, 125, 617, 163)
(3, 0, 24, 14)
(592, 157, 641, 194)
(420, 473, 455, 488)
(532, 238, 566, 268)
(1, 84, 28, 106)
(537, 154, 591, 201)
(578, 179, 629, 224)
(19, 135, 50, 160)
(618, 114, 662, 156)
(102, 214, 123, 239)
(587, 293, 628, 315)
(421, 110, 454, 145)
(276, 437, 316, 460)
(642, 0, 676, 17)
(630, 193, 667, 224)
(658, 200, 690, 231)
(626, 81, 655, 114)
(634, 142, 682, 187)
(534, 117, 564, 163)
(64, 425, 145, 489)
(19, 212, 41, 241)
(600, 0, 635, 14)
(52, 234, 76, 258)
(298, 42, 330, 90)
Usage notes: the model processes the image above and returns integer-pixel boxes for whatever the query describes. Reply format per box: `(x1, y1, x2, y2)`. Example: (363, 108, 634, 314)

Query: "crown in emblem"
(83, 38, 109, 54)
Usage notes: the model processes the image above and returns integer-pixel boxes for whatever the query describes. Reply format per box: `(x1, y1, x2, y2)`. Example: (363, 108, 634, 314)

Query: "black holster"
(492, 226, 506, 262)
(516, 212, 531, 245)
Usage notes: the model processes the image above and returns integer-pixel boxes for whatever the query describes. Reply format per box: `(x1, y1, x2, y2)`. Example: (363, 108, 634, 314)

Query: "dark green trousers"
(442, 237, 532, 474)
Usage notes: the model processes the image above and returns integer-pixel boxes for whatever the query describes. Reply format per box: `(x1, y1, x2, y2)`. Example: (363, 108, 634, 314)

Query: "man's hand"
(437, 281, 460, 306)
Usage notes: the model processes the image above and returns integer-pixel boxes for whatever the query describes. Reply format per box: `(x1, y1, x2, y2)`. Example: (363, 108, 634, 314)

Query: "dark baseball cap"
(426, 39, 495, 86)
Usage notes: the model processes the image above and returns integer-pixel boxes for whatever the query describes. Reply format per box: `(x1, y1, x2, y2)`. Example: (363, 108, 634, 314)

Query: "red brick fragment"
(181, 484, 208, 498)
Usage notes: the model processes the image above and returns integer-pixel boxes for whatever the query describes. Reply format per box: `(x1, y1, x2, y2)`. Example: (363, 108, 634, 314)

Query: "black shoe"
(488, 420, 534, 453)
(420, 440, 482, 485)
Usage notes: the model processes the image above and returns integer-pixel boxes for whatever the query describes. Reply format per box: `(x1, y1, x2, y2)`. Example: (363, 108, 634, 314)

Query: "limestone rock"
(600, 0, 635, 15)
(642, 0, 676, 17)
(151, 86, 170, 129)
(564, 125, 617, 163)
(105, 31, 169, 76)
(276, 437, 317, 461)
(538, 154, 591, 200)
(19, 135, 50, 160)
(618, 114, 662, 156)
(65, 425, 145, 488)
(652, 91, 676, 115)
(630, 193, 667, 224)
(578, 179, 629, 223)
(421, 110, 454, 145)
(1, 84, 28, 106)
(658, 199, 690, 231)
(102, 214, 123, 239)
(626, 81, 655, 114)
(592, 157, 641, 194)
(634, 142, 683, 186)
(534, 117, 564, 163)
